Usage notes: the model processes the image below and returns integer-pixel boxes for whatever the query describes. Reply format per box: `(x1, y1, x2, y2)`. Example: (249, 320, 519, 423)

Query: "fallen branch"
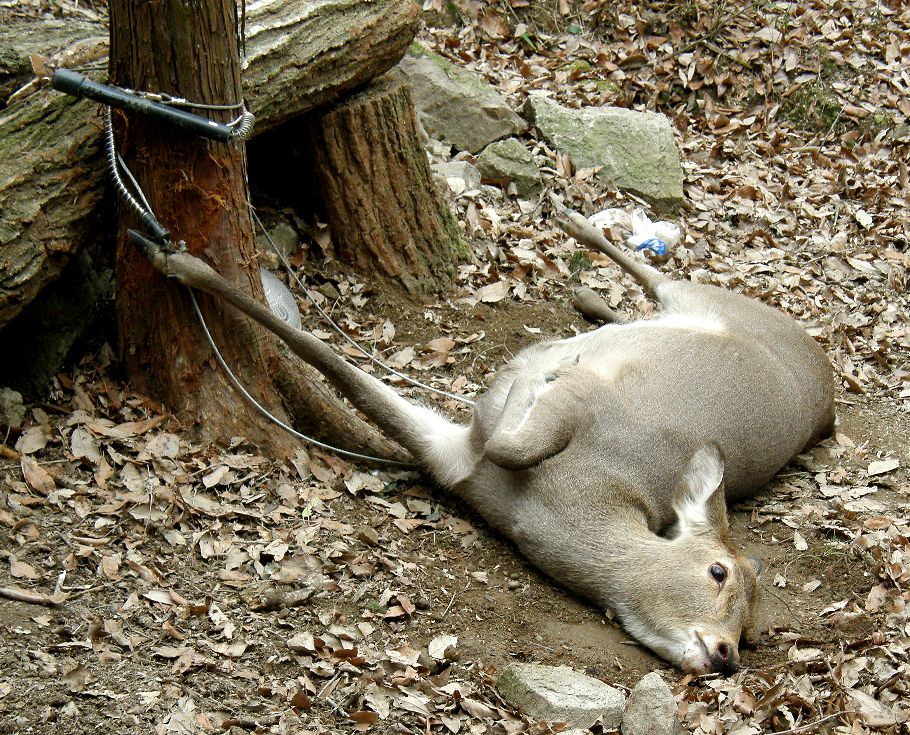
(0, 585, 68, 607)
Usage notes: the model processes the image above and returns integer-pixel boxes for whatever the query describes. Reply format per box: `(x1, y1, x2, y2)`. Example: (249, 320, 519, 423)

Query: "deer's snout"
(702, 635, 740, 675)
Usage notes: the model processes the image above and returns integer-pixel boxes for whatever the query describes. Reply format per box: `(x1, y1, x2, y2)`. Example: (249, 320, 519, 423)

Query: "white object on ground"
(260, 267, 302, 331)
(588, 207, 681, 256)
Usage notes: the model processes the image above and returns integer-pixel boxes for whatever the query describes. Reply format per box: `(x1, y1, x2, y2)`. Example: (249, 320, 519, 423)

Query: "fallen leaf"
(70, 427, 102, 464)
(460, 697, 497, 719)
(15, 426, 48, 455)
(867, 458, 899, 476)
(854, 209, 874, 229)
(847, 689, 898, 727)
(20, 456, 55, 494)
(143, 589, 175, 606)
(428, 634, 458, 661)
(423, 337, 456, 353)
(146, 432, 180, 459)
(288, 632, 317, 653)
(387, 346, 416, 369)
(202, 465, 232, 488)
(480, 10, 509, 38)
(10, 557, 40, 579)
(476, 280, 510, 304)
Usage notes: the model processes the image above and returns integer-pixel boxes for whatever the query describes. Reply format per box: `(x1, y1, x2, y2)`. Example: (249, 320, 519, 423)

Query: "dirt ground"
(3, 0, 910, 732)
(1, 279, 907, 734)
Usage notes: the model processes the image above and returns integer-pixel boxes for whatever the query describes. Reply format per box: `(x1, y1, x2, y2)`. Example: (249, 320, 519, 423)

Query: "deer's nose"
(705, 637, 740, 675)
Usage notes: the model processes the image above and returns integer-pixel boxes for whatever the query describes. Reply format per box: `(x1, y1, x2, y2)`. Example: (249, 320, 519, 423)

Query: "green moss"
(408, 42, 456, 74)
(567, 251, 592, 282)
(559, 60, 592, 72)
(409, 41, 430, 57)
(819, 52, 841, 79)
(859, 112, 895, 139)
(591, 79, 621, 94)
(779, 83, 844, 134)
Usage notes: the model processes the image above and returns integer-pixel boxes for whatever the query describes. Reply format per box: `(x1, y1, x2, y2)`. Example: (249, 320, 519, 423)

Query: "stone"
(398, 49, 525, 153)
(432, 160, 482, 195)
(476, 137, 543, 197)
(496, 663, 625, 729)
(521, 94, 685, 210)
(0, 387, 25, 430)
(268, 221, 300, 259)
(622, 672, 684, 735)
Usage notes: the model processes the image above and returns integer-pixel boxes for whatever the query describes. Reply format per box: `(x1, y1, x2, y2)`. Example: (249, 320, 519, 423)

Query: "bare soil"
(1, 282, 906, 734)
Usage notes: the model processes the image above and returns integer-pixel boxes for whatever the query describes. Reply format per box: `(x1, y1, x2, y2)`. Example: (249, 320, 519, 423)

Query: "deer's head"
(610, 445, 760, 674)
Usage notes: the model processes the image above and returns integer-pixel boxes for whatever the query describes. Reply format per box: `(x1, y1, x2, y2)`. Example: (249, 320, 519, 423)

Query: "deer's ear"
(483, 372, 576, 470)
(673, 444, 727, 538)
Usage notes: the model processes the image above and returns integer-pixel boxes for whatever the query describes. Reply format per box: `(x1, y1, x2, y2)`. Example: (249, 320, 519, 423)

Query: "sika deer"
(134, 204, 835, 674)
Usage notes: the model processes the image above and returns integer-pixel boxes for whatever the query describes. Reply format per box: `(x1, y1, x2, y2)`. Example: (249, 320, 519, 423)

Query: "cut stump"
(302, 74, 463, 295)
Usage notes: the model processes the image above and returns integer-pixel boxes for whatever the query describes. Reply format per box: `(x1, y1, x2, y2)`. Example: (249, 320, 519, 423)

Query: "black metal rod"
(51, 68, 234, 143)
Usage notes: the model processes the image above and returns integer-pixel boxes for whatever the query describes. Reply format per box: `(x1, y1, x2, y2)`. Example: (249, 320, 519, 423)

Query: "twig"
(0, 585, 68, 607)
(770, 711, 857, 735)
(442, 590, 457, 617)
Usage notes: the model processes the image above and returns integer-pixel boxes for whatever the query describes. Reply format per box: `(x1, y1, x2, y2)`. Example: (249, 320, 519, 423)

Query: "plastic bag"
(588, 207, 680, 256)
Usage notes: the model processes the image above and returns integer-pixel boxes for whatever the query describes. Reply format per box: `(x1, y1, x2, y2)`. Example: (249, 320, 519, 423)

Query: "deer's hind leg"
(572, 288, 626, 324)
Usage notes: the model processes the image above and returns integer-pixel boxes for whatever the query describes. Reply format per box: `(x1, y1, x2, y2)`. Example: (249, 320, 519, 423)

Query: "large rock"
(399, 50, 525, 153)
(622, 672, 684, 735)
(496, 663, 625, 729)
(476, 138, 543, 197)
(522, 95, 685, 210)
(432, 160, 482, 195)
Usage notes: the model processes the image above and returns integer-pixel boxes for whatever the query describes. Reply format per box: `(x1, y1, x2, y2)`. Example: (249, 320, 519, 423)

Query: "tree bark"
(242, 0, 419, 132)
(302, 74, 463, 294)
(107, 0, 402, 460)
(0, 0, 418, 327)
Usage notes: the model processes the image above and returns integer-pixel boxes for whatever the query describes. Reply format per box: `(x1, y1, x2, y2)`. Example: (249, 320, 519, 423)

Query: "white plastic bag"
(588, 207, 680, 256)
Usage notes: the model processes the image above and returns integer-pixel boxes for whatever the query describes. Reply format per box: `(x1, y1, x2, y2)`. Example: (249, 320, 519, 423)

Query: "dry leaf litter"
(2, 0, 910, 733)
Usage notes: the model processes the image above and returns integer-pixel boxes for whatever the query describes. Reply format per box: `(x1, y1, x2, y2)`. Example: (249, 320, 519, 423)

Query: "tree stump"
(303, 74, 463, 295)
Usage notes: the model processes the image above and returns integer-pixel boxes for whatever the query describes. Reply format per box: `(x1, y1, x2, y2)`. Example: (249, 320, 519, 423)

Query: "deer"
(131, 203, 835, 675)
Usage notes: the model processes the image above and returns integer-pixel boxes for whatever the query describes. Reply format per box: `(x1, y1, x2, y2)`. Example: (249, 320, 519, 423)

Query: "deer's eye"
(709, 563, 727, 584)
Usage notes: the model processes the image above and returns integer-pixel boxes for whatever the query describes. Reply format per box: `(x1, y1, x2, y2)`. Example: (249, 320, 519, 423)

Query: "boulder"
(263, 221, 300, 260)
(622, 672, 684, 735)
(522, 94, 685, 210)
(496, 663, 625, 729)
(399, 50, 525, 153)
(432, 160, 481, 195)
(476, 138, 543, 197)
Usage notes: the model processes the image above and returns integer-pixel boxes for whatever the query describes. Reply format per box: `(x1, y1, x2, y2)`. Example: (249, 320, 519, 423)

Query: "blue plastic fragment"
(635, 238, 668, 256)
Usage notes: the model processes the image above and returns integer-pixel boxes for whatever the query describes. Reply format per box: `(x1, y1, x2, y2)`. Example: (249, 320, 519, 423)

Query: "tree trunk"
(242, 0, 419, 132)
(108, 0, 401, 460)
(302, 74, 463, 294)
(0, 0, 419, 328)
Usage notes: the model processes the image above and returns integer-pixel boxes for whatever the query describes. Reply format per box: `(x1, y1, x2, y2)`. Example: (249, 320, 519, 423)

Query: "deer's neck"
(530, 505, 670, 612)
